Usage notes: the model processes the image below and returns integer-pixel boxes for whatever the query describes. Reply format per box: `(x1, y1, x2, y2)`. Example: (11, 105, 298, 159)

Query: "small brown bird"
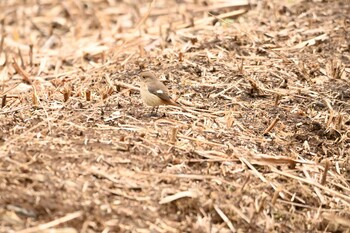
(139, 71, 181, 115)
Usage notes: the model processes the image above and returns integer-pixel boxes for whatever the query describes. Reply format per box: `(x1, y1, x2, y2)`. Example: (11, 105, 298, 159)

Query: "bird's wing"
(147, 83, 172, 102)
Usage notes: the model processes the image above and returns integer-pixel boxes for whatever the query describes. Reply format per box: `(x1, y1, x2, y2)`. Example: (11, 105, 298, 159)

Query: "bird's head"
(139, 71, 156, 82)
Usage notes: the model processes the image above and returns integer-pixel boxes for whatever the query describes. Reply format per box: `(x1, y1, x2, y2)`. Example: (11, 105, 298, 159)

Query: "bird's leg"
(150, 106, 159, 116)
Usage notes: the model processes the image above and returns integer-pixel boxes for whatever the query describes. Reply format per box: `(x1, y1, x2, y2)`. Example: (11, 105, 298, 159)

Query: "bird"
(138, 71, 181, 115)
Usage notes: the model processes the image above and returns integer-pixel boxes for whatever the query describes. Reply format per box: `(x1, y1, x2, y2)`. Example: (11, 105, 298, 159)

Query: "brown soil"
(1, 0, 350, 232)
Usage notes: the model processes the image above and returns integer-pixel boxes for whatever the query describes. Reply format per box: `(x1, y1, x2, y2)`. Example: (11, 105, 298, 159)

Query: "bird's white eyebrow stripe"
(156, 90, 163, 94)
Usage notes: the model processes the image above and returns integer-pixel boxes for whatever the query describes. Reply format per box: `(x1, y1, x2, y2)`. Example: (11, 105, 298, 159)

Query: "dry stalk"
(17, 48, 25, 68)
(62, 86, 72, 102)
(12, 57, 31, 84)
(159, 189, 199, 204)
(327, 60, 345, 79)
(0, 23, 4, 56)
(271, 186, 282, 206)
(1, 1, 349, 232)
(86, 89, 91, 101)
(320, 159, 330, 185)
(170, 127, 178, 144)
(262, 116, 280, 135)
(274, 94, 281, 106)
(214, 205, 236, 233)
(32, 89, 39, 107)
(16, 211, 83, 233)
(272, 168, 350, 204)
(1, 94, 6, 108)
(247, 77, 260, 95)
(29, 44, 33, 67)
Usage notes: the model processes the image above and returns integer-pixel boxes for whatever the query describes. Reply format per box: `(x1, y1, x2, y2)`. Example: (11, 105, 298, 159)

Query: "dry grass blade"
(240, 157, 267, 183)
(159, 189, 199, 204)
(1, 0, 349, 232)
(320, 159, 330, 185)
(272, 168, 350, 205)
(262, 115, 279, 135)
(274, 34, 329, 50)
(11, 57, 31, 84)
(322, 213, 350, 228)
(1, 94, 6, 108)
(214, 205, 236, 233)
(16, 211, 83, 233)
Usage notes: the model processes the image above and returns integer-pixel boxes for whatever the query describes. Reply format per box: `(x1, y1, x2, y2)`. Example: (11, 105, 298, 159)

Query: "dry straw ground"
(1, 0, 350, 232)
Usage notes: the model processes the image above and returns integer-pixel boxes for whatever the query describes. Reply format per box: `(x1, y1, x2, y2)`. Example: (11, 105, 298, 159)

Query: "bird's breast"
(140, 85, 164, 106)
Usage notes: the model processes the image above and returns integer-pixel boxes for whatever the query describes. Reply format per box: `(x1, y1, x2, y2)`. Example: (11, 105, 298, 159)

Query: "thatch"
(1, 0, 350, 232)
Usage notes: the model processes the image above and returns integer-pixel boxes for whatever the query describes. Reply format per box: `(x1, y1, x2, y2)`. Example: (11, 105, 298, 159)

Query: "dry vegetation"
(1, 0, 350, 232)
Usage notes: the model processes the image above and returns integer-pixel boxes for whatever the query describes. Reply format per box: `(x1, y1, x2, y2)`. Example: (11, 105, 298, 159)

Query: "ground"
(0, 0, 350, 232)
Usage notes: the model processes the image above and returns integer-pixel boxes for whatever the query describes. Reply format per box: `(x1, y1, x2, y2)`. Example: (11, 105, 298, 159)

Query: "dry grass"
(1, 0, 350, 232)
